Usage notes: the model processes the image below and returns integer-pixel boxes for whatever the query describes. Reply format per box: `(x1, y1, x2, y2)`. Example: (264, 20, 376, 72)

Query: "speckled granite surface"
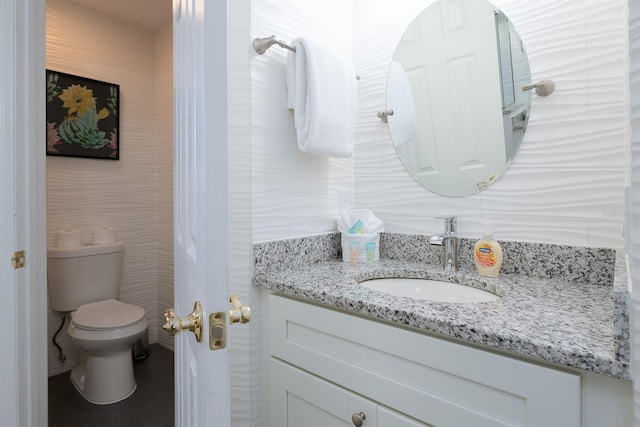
(254, 233, 340, 273)
(253, 233, 630, 379)
(381, 233, 616, 286)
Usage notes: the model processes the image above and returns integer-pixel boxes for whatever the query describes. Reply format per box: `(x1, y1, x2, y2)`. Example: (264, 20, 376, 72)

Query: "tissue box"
(341, 232, 380, 263)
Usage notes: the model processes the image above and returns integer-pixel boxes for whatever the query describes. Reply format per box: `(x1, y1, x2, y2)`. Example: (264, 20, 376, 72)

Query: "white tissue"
(55, 229, 81, 248)
(93, 227, 116, 244)
(337, 207, 384, 234)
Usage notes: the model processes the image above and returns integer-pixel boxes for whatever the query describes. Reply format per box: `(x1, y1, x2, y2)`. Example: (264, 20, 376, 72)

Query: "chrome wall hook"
(377, 110, 394, 123)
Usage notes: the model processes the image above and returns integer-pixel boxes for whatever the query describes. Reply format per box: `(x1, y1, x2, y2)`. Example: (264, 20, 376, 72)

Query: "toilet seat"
(72, 299, 145, 331)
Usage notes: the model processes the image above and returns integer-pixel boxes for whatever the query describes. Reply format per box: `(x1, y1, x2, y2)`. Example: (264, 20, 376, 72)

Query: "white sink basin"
(359, 278, 500, 303)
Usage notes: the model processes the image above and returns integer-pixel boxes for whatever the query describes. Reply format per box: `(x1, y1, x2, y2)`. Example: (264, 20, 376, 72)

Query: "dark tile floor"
(48, 344, 174, 427)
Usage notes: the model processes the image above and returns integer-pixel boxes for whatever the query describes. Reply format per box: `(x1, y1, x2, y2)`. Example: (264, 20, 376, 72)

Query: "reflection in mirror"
(386, 0, 531, 197)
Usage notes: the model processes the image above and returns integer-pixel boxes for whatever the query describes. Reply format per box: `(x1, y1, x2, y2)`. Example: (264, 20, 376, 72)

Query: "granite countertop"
(253, 258, 630, 380)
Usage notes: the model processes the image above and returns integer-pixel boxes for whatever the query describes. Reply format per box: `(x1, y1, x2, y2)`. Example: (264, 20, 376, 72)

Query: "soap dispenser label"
(476, 245, 496, 267)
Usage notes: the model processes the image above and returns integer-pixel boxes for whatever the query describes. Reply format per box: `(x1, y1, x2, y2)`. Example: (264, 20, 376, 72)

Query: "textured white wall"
(248, 0, 628, 248)
(155, 20, 174, 351)
(250, 0, 356, 242)
(229, 0, 256, 424)
(354, 0, 628, 248)
(247, 1, 357, 423)
(45, 0, 173, 375)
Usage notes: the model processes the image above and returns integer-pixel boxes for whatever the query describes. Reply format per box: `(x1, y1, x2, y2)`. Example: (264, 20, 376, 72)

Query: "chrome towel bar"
(253, 35, 361, 80)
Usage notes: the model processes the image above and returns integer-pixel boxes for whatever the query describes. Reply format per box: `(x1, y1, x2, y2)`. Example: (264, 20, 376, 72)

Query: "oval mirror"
(386, 0, 532, 197)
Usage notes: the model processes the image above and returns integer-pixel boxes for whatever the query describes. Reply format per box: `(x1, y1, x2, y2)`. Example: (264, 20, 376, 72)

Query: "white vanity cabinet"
(265, 293, 631, 427)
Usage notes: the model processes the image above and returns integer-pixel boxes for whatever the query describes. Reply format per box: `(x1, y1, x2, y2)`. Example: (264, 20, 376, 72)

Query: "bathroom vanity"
(253, 236, 632, 427)
(266, 293, 625, 426)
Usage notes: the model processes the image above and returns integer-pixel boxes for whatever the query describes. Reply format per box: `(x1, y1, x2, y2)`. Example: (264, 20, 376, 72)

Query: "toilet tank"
(47, 242, 124, 312)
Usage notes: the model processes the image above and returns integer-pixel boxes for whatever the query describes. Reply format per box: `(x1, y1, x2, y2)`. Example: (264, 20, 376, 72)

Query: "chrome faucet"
(428, 216, 458, 272)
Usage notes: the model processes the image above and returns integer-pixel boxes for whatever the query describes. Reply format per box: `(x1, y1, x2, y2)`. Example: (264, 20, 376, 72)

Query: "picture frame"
(46, 70, 120, 160)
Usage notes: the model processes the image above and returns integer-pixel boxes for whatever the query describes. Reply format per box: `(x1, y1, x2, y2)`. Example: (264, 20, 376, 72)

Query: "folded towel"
(286, 37, 356, 158)
(387, 61, 416, 147)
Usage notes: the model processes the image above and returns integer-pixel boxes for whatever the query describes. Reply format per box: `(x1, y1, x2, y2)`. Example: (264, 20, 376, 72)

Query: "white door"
(0, 0, 48, 426)
(172, 0, 231, 426)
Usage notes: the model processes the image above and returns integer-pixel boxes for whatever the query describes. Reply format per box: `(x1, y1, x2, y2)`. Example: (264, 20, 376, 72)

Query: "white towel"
(286, 37, 356, 158)
(387, 61, 416, 147)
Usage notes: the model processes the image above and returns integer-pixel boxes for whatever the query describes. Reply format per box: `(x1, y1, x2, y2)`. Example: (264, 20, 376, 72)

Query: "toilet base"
(70, 348, 137, 405)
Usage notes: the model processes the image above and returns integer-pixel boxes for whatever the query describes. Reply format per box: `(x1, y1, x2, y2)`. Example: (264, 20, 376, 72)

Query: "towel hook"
(377, 110, 394, 123)
(522, 79, 555, 97)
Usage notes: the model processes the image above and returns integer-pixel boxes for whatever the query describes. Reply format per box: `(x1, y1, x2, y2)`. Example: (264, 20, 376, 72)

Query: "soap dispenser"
(474, 223, 503, 277)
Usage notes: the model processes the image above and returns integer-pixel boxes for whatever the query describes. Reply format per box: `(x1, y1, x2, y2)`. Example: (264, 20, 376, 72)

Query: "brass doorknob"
(163, 301, 203, 342)
(229, 295, 251, 324)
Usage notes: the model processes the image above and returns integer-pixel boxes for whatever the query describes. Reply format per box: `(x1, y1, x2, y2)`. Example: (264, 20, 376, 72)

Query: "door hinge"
(11, 250, 26, 269)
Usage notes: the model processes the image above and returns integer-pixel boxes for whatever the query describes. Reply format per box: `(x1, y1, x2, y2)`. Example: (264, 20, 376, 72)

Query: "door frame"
(0, 0, 48, 425)
(3, 0, 235, 425)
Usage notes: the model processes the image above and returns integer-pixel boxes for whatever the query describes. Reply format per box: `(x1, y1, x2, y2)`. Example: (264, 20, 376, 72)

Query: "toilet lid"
(72, 299, 145, 330)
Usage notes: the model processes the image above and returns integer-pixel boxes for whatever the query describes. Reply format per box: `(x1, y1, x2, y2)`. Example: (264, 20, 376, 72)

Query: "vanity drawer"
(268, 294, 581, 427)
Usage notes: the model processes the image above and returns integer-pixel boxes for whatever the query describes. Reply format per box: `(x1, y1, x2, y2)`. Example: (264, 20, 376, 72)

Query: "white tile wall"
(45, 0, 173, 375)
(250, 0, 356, 242)
(229, 0, 255, 424)
(249, 0, 627, 248)
(352, 0, 628, 247)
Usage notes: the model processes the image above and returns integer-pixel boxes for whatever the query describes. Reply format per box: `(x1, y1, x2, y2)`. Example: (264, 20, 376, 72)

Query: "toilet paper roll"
(55, 230, 81, 248)
(93, 227, 116, 244)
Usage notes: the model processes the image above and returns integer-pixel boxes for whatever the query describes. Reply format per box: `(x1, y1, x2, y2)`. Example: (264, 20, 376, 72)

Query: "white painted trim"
(0, 0, 48, 425)
(18, 0, 48, 425)
(0, 0, 20, 421)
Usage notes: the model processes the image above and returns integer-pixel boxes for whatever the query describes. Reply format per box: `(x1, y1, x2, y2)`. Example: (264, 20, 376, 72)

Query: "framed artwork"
(46, 70, 120, 160)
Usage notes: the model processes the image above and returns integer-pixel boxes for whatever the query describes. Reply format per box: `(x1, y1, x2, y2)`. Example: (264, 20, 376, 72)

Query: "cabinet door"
(378, 406, 432, 427)
(269, 358, 377, 427)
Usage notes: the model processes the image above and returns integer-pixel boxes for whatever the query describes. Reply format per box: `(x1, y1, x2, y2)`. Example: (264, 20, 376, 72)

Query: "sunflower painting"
(46, 70, 119, 159)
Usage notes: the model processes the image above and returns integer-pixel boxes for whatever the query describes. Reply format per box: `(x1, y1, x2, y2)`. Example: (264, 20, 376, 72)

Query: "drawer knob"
(352, 411, 366, 426)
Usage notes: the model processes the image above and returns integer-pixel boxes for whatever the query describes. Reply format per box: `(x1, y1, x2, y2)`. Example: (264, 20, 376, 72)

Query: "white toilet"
(47, 241, 149, 405)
